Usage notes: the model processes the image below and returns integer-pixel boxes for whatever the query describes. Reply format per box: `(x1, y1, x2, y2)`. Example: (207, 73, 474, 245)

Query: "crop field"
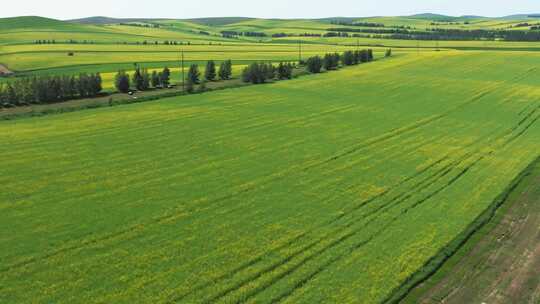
(1, 50, 539, 303)
(0, 43, 377, 72)
(3, 15, 540, 80)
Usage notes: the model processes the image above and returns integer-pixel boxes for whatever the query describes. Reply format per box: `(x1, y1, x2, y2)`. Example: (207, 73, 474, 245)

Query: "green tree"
(277, 62, 293, 79)
(342, 51, 355, 66)
(306, 56, 323, 73)
(205, 60, 217, 81)
(187, 64, 200, 84)
(115, 71, 130, 93)
(6, 83, 18, 105)
(141, 69, 150, 91)
(218, 60, 232, 80)
(360, 50, 369, 63)
(132, 68, 144, 91)
(324, 53, 339, 70)
(161, 67, 171, 87)
(151, 71, 160, 87)
(90, 73, 102, 96)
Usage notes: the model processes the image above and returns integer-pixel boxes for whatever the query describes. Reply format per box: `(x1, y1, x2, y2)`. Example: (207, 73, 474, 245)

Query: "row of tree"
(306, 49, 374, 73)
(1, 50, 382, 107)
(330, 21, 386, 28)
(114, 67, 171, 93)
(240, 62, 294, 84)
(114, 60, 234, 94)
(220, 31, 268, 38)
(322, 27, 540, 41)
(184, 60, 233, 92)
(0, 73, 102, 107)
(184, 60, 233, 84)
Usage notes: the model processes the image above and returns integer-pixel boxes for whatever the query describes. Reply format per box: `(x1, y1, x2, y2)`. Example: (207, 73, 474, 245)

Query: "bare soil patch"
(0, 64, 13, 75)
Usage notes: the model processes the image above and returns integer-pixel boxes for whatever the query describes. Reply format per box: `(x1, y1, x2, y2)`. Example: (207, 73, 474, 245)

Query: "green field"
(1, 50, 539, 303)
(2, 15, 540, 80)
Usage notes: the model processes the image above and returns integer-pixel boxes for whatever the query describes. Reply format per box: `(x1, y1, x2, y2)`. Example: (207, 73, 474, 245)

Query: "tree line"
(184, 60, 233, 92)
(0, 73, 102, 107)
(220, 31, 268, 38)
(238, 49, 375, 86)
(113, 60, 234, 94)
(327, 27, 412, 35)
(114, 67, 172, 93)
(272, 33, 324, 38)
(323, 27, 540, 41)
(1, 49, 383, 108)
(389, 28, 540, 41)
(240, 62, 294, 84)
(330, 21, 386, 28)
(305, 49, 374, 73)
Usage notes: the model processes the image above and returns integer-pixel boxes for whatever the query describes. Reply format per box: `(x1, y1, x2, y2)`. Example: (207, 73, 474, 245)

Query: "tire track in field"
(162, 131, 454, 302)
(0, 101, 447, 274)
(192, 109, 539, 303)
(158, 111, 490, 299)
(174, 125, 505, 303)
(250, 121, 531, 304)
(503, 106, 540, 147)
(0, 67, 528, 280)
(0, 81, 504, 282)
(231, 154, 487, 304)
(264, 108, 540, 303)
(268, 156, 487, 304)
(294, 64, 538, 177)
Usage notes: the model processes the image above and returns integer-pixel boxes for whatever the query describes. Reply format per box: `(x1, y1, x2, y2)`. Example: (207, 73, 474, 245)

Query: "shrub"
(115, 71, 130, 93)
(306, 56, 323, 73)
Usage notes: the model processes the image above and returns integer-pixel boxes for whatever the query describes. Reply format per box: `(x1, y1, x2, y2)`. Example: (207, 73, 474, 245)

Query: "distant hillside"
(499, 14, 540, 20)
(315, 17, 361, 23)
(68, 16, 165, 25)
(408, 13, 460, 21)
(184, 17, 254, 26)
(0, 16, 79, 30)
(68, 16, 254, 26)
(460, 15, 486, 19)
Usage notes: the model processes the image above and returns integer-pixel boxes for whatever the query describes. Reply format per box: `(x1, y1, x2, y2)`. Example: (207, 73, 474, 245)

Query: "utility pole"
(298, 40, 302, 64)
(181, 49, 185, 92)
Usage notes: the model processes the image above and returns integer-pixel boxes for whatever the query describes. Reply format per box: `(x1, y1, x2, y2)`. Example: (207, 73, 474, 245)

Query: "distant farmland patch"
(0, 64, 12, 75)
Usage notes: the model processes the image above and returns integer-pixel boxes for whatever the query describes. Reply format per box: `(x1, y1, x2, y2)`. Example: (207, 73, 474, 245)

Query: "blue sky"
(2, 0, 539, 20)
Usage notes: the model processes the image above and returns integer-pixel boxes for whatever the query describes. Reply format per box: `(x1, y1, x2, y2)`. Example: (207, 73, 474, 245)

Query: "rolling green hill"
(0, 16, 93, 31)
(1, 14, 540, 88)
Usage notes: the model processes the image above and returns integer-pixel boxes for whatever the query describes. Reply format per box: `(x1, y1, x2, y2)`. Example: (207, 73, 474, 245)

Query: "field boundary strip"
(384, 156, 540, 302)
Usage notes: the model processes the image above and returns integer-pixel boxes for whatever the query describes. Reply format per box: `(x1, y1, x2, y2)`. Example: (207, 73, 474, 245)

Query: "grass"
(0, 50, 539, 303)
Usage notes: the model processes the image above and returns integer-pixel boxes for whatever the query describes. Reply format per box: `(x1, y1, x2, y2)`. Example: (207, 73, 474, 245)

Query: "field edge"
(385, 155, 540, 304)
